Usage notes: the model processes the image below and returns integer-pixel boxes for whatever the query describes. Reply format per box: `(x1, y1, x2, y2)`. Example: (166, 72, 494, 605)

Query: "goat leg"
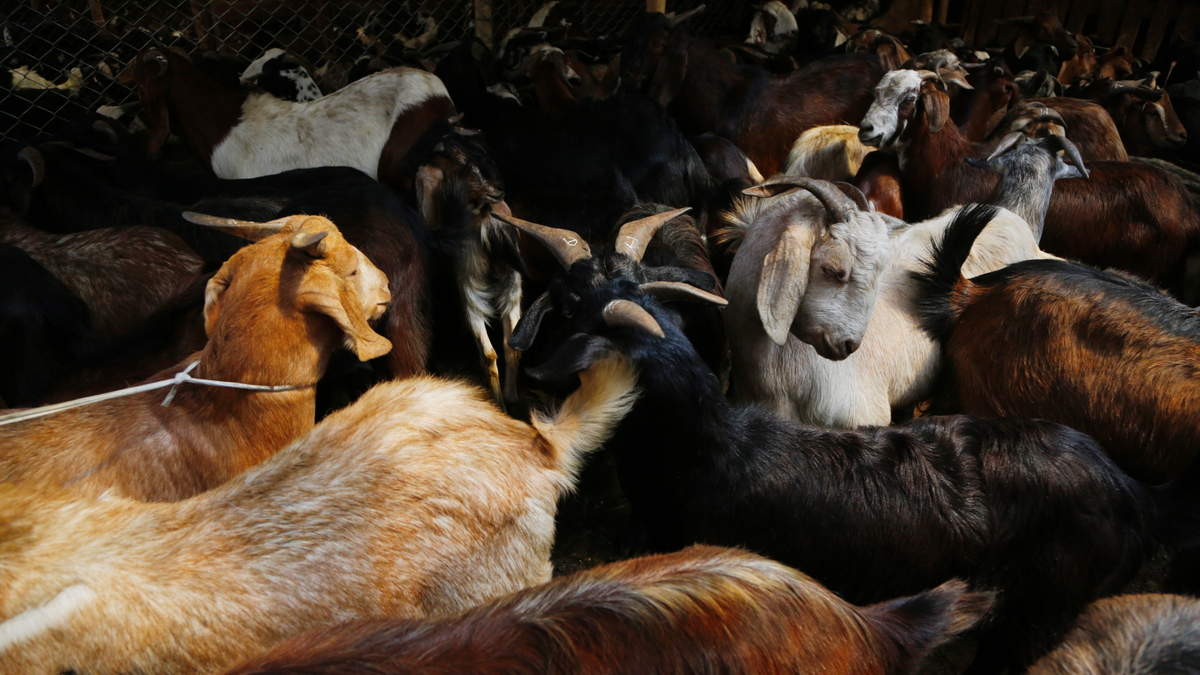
(499, 271, 523, 405)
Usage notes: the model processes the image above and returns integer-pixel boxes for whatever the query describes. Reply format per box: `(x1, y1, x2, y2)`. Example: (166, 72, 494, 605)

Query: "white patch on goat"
(280, 67, 323, 101)
(241, 48, 287, 82)
(210, 67, 449, 180)
(747, 1, 798, 55)
(833, 28, 849, 47)
(784, 125, 871, 182)
(528, 1, 559, 28)
(860, 70, 923, 152)
(0, 584, 96, 650)
(487, 82, 521, 102)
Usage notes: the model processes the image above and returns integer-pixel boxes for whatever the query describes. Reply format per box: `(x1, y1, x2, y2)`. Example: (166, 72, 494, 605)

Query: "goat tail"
(910, 203, 1000, 342)
(860, 578, 995, 673)
(530, 356, 640, 485)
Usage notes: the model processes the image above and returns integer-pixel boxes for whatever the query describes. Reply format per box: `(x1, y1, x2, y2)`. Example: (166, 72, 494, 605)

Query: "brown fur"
(0, 218, 204, 342)
(1076, 80, 1188, 158)
(1013, 97, 1128, 162)
(0, 356, 639, 675)
(532, 58, 581, 112)
(1057, 35, 1099, 85)
(1026, 594, 1200, 675)
(937, 264, 1200, 482)
(221, 546, 992, 675)
(0, 215, 392, 501)
(376, 95, 458, 192)
(853, 151, 904, 219)
(959, 62, 1019, 142)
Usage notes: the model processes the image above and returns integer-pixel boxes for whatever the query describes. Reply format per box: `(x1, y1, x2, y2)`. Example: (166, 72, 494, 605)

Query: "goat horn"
(18, 147, 45, 190)
(1041, 134, 1089, 179)
(1032, 107, 1066, 127)
(93, 120, 120, 145)
(745, 177, 859, 224)
(603, 299, 664, 338)
(834, 182, 873, 212)
(493, 212, 591, 269)
(614, 207, 691, 263)
(182, 211, 288, 241)
(640, 281, 728, 306)
(290, 229, 330, 258)
(986, 132, 1026, 162)
(668, 4, 705, 26)
(143, 51, 169, 78)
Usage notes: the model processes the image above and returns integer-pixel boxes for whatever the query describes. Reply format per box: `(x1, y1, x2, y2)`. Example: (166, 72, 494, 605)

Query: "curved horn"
(18, 147, 45, 190)
(603, 299, 664, 338)
(744, 177, 859, 223)
(493, 212, 592, 269)
(834, 182, 873, 212)
(182, 211, 288, 241)
(1031, 106, 1066, 127)
(668, 4, 705, 26)
(143, 51, 169, 78)
(639, 280, 728, 306)
(93, 120, 120, 145)
(615, 207, 691, 263)
(1041, 134, 1089, 179)
(986, 132, 1026, 161)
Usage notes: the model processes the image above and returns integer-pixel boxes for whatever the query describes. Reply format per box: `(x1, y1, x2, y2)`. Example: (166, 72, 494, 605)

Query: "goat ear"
(415, 165, 444, 228)
(508, 291, 554, 352)
(300, 283, 393, 362)
(648, 31, 689, 106)
(922, 85, 950, 133)
(526, 333, 618, 382)
(203, 263, 235, 338)
(757, 224, 816, 346)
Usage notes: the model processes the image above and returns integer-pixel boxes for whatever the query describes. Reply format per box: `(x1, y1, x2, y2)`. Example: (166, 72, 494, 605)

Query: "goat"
(782, 125, 872, 182)
(1076, 79, 1189, 158)
(220, 546, 993, 675)
(852, 150, 905, 218)
(518, 209, 1200, 672)
(989, 98, 1128, 162)
(995, 12, 1078, 72)
(846, 28, 912, 72)
(618, 9, 886, 176)
(955, 59, 1018, 142)
(0, 243, 91, 407)
(1025, 594, 1200, 675)
(1057, 34, 1099, 86)
(858, 69, 1200, 301)
(0, 354, 638, 675)
(120, 48, 454, 188)
(722, 179, 1054, 426)
(745, 1, 799, 56)
(912, 200, 1200, 484)
(0, 215, 392, 501)
(0, 218, 203, 343)
(240, 48, 323, 102)
(966, 133, 1089, 242)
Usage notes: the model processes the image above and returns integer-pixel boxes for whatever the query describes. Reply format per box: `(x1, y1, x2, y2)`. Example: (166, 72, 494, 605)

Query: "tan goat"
(0, 214, 391, 501)
(0, 356, 639, 674)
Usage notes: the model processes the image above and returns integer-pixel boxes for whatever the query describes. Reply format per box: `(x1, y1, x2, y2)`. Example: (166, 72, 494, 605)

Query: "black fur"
(528, 275, 1200, 673)
(910, 203, 1000, 342)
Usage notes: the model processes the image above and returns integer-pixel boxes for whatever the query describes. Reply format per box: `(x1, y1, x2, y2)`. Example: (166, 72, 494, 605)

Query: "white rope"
(0, 361, 312, 427)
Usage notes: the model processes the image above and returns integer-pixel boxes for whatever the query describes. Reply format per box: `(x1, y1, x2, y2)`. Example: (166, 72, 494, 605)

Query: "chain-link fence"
(1, 0, 750, 143)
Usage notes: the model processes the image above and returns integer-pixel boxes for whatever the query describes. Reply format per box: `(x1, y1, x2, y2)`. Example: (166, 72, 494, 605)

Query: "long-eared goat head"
(739, 177, 891, 360)
(858, 69, 949, 150)
(182, 212, 393, 362)
(498, 206, 726, 357)
(119, 48, 188, 157)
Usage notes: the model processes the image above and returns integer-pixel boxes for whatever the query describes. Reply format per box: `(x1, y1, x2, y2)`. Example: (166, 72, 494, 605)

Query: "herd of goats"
(3, 2, 1200, 674)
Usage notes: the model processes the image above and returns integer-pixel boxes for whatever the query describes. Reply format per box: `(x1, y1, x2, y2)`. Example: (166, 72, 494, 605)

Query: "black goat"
(434, 39, 715, 241)
(522, 205, 1200, 674)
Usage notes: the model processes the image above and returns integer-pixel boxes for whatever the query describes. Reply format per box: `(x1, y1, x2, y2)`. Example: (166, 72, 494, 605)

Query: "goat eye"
(823, 265, 848, 282)
(350, 269, 359, 277)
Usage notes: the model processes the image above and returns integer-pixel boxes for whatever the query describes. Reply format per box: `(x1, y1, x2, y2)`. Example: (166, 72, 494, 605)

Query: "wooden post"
(87, 0, 108, 35)
(647, 0, 666, 13)
(936, 0, 948, 24)
(475, 0, 494, 49)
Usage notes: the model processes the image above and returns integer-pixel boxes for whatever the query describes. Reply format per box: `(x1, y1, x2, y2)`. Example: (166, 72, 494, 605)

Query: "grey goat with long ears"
(968, 133, 1089, 242)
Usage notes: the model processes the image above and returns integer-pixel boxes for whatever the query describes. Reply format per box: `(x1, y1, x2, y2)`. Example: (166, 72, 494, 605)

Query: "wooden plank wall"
(962, 0, 1198, 62)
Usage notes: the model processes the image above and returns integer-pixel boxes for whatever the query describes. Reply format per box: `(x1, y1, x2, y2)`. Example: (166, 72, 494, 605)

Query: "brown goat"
(221, 546, 993, 675)
(859, 71, 1200, 300)
(619, 10, 886, 176)
(1004, 97, 1129, 162)
(0, 218, 203, 342)
(0, 356, 639, 675)
(1026, 595, 1200, 675)
(1077, 79, 1189, 158)
(852, 151, 905, 219)
(1057, 35, 1098, 86)
(914, 211, 1200, 482)
(0, 214, 392, 501)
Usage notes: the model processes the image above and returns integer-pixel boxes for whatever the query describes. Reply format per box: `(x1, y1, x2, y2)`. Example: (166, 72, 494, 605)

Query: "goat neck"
(899, 93, 998, 221)
(159, 55, 248, 164)
(667, 42, 746, 136)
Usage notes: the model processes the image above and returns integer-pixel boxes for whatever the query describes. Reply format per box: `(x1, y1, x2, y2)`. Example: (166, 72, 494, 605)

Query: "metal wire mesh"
(1, 0, 750, 143)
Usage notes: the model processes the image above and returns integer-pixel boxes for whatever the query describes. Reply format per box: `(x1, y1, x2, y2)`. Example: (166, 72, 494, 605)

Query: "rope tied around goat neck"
(0, 361, 314, 427)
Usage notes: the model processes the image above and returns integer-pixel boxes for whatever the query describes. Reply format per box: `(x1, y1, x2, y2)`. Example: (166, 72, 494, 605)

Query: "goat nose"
(844, 339, 860, 356)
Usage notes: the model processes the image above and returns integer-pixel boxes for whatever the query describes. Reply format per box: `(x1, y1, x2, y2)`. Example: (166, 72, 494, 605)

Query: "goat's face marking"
(859, 70, 924, 150)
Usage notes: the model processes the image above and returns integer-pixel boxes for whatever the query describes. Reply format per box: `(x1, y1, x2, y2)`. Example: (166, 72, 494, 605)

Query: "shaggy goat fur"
(220, 546, 993, 675)
(0, 357, 639, 675)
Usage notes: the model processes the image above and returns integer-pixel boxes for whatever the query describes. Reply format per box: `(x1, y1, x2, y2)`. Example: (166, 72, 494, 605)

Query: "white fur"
(528, 1, 559, 28)
(240, 48, 286, 81)
(859, 69, 925, 156)
(746, 1, 798, 55)
(726, 205, 1059, 427)
(0, 585, 96, 651)
(783, 125, 871, 182)
(211, 67, 448, 180)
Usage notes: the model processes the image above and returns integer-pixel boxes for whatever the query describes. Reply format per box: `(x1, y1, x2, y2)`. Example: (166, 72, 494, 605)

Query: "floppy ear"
(757, 223, 818, 346)
(526, 333, 618, 382)
(203, 262, 235, 338)
(415, 164, 444, 228)
(648, 29, 689, 106)
(922, 84, 950, 133)
(298, 280, 393, 361)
